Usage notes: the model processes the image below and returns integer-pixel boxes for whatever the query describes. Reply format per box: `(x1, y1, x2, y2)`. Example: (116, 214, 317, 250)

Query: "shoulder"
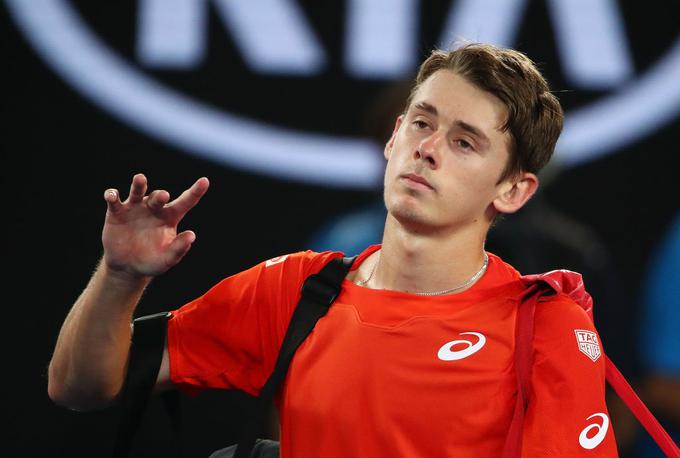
(194, 249, 344, 306)
(256, 249, 345, 280)
(534, 292, 595, 333)
(533, 292, 604, 367)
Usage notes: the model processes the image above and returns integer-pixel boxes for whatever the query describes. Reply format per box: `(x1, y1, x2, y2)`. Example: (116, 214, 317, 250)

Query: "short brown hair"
(407, 43, 563, 182)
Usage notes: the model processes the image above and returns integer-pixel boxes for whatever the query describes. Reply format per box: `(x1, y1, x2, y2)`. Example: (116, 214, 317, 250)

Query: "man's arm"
(48, 261, 151, 410)
(521, 295, 619, 456)
(47, 174, 208, 411)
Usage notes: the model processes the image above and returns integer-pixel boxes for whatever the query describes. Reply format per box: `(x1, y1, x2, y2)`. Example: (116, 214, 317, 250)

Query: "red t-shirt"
(167, 245, 618, 457)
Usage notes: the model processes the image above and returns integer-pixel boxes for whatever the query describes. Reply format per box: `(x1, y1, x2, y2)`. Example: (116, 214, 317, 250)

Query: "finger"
(164, 230, 196, 267)
(104, 188, 123, 213)
(146, 189, 170, 211)
(127, 173, 148, 204)
(165, 177, 210, 219)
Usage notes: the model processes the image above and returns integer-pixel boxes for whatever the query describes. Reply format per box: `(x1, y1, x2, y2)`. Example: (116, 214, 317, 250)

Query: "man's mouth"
(401, 173, 434, 191)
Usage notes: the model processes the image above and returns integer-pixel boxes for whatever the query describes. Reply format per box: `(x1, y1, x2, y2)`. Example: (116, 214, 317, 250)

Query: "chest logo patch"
(437, 332, 486, 361)
(579, 413, 609, 449)
(574, 329, 601, 362)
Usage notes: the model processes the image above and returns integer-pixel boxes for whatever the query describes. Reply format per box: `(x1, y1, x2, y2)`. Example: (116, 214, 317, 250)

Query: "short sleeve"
(521, 293, 619, 457)
(167, 250, 341, 396)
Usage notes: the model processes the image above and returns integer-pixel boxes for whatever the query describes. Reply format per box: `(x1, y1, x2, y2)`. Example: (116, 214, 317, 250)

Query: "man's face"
(383, 69, 513, 233)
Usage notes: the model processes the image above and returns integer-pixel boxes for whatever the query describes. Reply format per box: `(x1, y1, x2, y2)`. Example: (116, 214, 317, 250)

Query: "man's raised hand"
(101, 174, 209, 280)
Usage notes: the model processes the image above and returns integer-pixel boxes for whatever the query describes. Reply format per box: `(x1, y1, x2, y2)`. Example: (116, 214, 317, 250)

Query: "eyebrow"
(413, 101, 491, 148)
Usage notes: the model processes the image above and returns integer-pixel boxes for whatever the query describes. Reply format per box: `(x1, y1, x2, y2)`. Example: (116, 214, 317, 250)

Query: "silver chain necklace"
(357, 252, 489, 296)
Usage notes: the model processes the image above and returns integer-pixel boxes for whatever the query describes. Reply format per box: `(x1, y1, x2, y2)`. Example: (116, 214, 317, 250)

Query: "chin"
(385, 187, 435, 228)
(388, 200, 436, 231)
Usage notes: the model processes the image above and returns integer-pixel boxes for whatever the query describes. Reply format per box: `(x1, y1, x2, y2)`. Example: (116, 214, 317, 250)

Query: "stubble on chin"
(384, 172, 439, 228)
(385, 192, 434, 232)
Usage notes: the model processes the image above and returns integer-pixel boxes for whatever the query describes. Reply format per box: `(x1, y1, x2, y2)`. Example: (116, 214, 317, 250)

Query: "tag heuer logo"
(575, 330, 601, 362)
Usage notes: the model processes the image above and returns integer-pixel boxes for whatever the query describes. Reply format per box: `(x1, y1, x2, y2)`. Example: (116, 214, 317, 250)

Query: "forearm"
(48, 259, 151, 411)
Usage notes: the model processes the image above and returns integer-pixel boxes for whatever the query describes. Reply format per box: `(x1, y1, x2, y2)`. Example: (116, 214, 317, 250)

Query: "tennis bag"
(113, 257, 680, 458)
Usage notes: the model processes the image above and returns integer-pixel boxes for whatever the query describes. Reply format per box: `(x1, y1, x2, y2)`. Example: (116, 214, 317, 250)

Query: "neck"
(369, 214, 489, 294)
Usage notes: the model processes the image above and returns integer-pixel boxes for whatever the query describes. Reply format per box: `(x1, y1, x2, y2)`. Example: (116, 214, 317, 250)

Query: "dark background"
(3, 1, 679, 456)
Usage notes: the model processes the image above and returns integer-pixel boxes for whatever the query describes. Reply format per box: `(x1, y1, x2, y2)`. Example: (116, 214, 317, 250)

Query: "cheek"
(383, 160, 400, 203)
(440, 164, 498, 206)
(383, 157, 395, 184)
(384, 150, 406, 181)
(458, 156, 500, 186)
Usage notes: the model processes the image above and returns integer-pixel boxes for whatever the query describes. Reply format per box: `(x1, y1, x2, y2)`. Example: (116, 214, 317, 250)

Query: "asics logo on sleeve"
(437, 332, 486, 361)
(579, 413, 609, 449)
(265, 255, 289, 267)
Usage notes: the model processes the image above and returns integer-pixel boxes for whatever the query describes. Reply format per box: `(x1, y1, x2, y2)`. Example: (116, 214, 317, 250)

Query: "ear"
(384, 115, 404, 160)
(492, 172, 539, 214)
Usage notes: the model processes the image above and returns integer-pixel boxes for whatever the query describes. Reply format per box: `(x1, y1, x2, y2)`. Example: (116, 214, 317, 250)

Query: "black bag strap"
(233, 255, 355, 458)
(112, 311, 172, 458)
(112, 255, 354, 458)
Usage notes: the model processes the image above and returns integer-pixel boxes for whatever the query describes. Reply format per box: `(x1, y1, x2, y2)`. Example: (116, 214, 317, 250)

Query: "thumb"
(164, 230, 196, 267)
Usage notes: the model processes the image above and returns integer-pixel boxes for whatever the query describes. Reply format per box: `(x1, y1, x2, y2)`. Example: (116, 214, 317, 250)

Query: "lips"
(401, 173, 434, 190)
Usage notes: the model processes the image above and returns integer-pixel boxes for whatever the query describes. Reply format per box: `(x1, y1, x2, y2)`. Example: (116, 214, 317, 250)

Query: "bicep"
(521, 349, 616, 456)
(521, 300, 618, 456)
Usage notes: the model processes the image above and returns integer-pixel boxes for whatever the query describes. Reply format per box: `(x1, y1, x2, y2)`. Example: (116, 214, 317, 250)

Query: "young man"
(48, 44, 618, 456)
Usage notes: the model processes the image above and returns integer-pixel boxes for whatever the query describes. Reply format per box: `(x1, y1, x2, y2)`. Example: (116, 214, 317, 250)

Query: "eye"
(413, 119, 430, 129)
(455, 139, 475, 151)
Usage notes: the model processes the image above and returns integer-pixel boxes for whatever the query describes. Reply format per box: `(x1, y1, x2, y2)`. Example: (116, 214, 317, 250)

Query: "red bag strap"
(605, 356, 680, 457)
(501, 284, 540, 458)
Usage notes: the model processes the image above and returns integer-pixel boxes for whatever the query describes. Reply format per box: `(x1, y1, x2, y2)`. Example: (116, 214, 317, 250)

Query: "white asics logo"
(579, 413, 609, 449)
(437, 332, 486, 361)
(265, 255, 288, 267)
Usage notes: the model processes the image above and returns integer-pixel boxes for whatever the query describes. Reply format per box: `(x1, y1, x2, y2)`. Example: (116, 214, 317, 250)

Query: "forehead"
(409, 70, 509, 140)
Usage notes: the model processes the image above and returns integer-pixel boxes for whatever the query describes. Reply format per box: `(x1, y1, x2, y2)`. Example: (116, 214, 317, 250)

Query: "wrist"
(99, 258, 152, 291)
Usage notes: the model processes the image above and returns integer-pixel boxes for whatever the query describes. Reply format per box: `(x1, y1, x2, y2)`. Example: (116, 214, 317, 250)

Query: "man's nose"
(414, 132, 442, 168)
